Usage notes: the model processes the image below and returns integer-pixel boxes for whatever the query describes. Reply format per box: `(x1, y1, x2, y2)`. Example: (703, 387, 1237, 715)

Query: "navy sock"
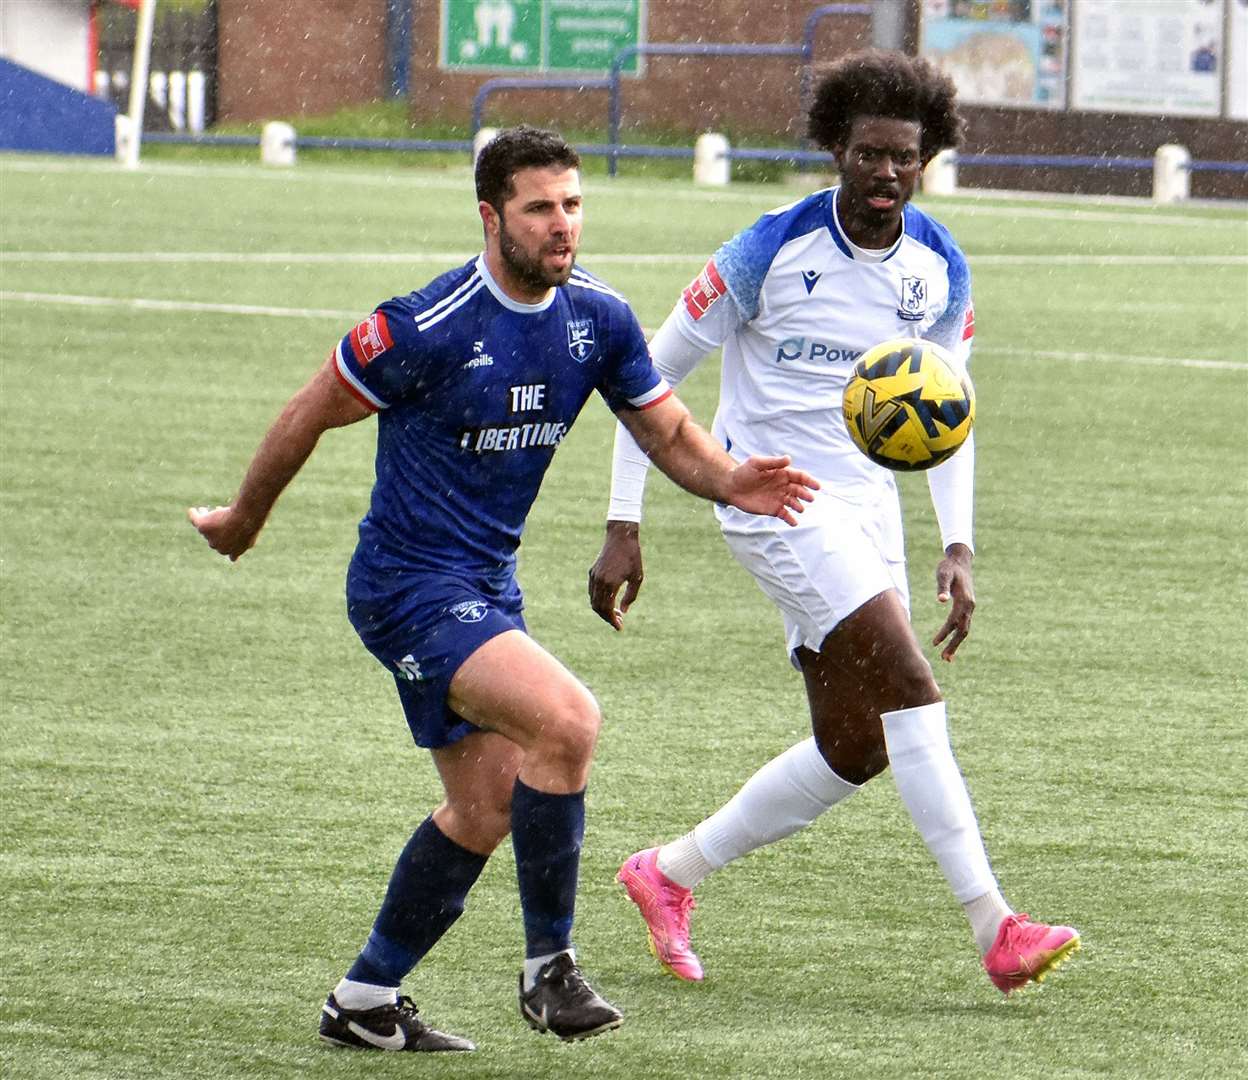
(346, 815, 488, 986)
(511, 778, 585, 958)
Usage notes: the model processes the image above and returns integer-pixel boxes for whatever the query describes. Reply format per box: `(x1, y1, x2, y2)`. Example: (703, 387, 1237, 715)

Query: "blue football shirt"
(334, 255, 670, 600)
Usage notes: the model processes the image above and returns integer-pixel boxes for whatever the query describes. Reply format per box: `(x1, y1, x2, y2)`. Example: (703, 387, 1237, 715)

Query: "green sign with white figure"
(441, 0, 643, 74)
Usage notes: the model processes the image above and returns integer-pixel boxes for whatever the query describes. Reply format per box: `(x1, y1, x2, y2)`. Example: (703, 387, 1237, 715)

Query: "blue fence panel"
(0, 58, 117, 156)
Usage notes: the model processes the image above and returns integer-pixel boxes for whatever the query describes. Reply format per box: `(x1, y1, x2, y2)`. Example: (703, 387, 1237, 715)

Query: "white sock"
(332, 977, 399, 1010)
(659, 738, 859, 888)
(522, 947, 575, 992)
(881, 702, 1002, 914)
(657, 830, 714, 888)
(965, 888, 1014, 954)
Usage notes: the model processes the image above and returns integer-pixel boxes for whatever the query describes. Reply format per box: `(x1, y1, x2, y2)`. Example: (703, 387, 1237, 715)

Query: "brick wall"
(216, 0, 386, 122)
(407, 0, 874, 140)
(215, 0, 1245, 198)
(958, 106, 1247, 201)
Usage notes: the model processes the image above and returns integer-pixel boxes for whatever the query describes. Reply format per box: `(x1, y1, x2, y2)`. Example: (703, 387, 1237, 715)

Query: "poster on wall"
(1071, 0, 1225, 117)
(440, 0, 645, 75)
(920, 0, 1069, 109)
(1228, 0, 1248, 119)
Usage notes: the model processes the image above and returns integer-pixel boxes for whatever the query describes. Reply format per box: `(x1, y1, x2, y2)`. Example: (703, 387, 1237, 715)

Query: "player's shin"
(669, 737, 860, 887)
(881, 703, 1011, 949)
(340, 815, 488, 1003)
(511, 778, 584, 974)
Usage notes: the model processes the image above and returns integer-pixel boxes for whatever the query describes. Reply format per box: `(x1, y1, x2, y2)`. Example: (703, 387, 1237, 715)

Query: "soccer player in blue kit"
(592, 52, 1081, 996)
(188, 126, 817, 1051)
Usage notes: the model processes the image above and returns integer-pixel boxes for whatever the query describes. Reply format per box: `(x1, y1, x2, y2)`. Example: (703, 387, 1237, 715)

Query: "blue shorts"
(347, 573, 526, 748)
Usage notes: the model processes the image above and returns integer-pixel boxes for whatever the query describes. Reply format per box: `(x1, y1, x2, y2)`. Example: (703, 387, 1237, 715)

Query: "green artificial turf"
(2, 154, 1246, 1079)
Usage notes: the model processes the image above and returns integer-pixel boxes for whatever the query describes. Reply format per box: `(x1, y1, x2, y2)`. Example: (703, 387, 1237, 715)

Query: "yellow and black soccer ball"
(842, 338, 975, 471)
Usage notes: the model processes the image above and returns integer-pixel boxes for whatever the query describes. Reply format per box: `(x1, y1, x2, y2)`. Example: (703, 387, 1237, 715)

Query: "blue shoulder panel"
(715, 190, 834, 322)
(903, 204, 972, 350)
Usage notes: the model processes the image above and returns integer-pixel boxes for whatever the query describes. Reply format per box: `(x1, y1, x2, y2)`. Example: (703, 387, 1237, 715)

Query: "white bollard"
(473, 126, 499, 164)
(150, 70, 168, 110)
(1153, 143, 1190, 203)
(187, 70, 206, 133)
(261, 121, 297, 167)
(694, 132, 730, 186)
(923, 148, 958, 195)
(168, 70, 186, 131)
(115, 113, 137, 166)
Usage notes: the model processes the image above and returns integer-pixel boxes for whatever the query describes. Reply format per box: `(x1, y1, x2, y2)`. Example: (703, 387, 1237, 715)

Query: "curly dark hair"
(474, 125, 581, 213)
(807, 49, 964, 161)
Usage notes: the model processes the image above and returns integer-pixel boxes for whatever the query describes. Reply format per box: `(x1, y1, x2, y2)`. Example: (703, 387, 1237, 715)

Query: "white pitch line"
(0, 290, 358, 320)
(969, 254, 1248, 266)
(4, 289, 1245, 372)
(2, 251, 1245, 267)
(978, 345, 1247, 371)
(2, 156, 1243, 225)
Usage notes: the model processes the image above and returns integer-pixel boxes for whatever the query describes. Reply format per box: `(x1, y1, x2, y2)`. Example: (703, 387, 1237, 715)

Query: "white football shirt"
(677, 186, 973, 500)
(609, 186, 975, 551)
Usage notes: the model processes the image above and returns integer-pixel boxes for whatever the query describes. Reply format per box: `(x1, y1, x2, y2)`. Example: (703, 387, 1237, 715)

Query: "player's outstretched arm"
(188, 356, 371, 561)
(617, 395, 818, 525)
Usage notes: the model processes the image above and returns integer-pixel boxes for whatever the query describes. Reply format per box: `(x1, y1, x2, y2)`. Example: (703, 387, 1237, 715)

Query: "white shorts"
(716, 488, 909, 661)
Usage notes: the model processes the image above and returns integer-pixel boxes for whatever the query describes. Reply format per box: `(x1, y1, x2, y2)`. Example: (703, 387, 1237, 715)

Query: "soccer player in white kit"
(590, 51, 1080, 995)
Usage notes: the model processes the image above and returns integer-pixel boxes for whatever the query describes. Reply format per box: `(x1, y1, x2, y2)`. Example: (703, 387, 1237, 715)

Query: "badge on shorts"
(450, 600, 489, 623)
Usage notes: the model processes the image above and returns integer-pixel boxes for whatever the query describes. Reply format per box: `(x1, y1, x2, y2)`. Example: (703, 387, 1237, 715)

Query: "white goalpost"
(118, 0, 158, 168)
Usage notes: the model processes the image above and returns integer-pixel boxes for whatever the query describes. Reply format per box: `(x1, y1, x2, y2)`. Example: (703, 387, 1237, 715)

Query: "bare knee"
(436, 779, 514, 854)
(814, 723, 889, 786)
(888, 660, 942, 712)
(538, 688, 601, 772)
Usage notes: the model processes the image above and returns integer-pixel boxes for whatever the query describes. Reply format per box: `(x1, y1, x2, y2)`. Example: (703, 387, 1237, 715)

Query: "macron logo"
(801, 270, 822, 294)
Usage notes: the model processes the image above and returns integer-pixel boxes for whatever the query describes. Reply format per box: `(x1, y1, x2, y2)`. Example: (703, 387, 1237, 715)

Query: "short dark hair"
(807, 49, 964, 161)
(474, 125, 581, 213)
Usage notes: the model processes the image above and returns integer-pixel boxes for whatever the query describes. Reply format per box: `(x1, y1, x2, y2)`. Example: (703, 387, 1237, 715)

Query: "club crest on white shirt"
(899, 276, 928, 321)
(567, 319, 596, 363)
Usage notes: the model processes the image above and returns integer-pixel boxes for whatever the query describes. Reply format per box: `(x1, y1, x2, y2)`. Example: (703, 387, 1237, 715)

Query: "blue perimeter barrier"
(139, 131, 1248, 177)
(141, 0, 1244, 184)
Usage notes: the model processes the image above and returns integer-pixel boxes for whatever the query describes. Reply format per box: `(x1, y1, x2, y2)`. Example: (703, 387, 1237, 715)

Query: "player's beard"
(498, 215, 576, 291)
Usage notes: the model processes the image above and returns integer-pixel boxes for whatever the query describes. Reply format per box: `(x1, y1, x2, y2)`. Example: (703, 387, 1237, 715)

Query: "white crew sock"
(522, 947, 575, 992)
(656, 738, 860, 889)
(333, 977, 399, 1010)
(881, 702, 1003, 923)
(656, 829, 714, 887)
(964, 888, 1014, 954)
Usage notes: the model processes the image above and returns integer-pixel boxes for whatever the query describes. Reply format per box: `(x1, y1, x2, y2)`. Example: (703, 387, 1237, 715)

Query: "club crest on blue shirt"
(566, 319, 597, 363)
(450, 600, 489, 623)
(899, 276, 928, 321)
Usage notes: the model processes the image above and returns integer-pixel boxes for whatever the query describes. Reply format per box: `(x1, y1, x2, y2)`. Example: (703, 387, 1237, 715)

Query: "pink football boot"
(983, 913, 1081, 994)
(616, 848, 704, 982)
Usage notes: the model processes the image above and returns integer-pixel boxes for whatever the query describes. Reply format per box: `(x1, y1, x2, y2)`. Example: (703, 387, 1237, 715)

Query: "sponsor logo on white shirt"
(775, 338, 863, 365)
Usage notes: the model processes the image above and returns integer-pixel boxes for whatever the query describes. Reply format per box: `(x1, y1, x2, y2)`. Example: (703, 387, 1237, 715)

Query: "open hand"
(587, 521, 643, 630)
(725, 455, 819, 525)
(932, 544, 975, 661)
